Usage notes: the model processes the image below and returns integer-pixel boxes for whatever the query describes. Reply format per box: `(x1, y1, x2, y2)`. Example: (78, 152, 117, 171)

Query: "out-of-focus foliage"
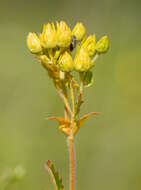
(0, 0, 141, 190)
(0, 166, 26, 189)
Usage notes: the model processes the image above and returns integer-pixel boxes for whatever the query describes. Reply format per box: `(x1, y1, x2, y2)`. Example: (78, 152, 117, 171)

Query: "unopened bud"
(57, 21, 72, 48)
(95, 36, 109, 53)
(27, 32, 42, 54)
(74, 47, 93, 72)
(72, 22, 86, 41)
(40, 23, 57, 48)
(58, 51, 73, 72)
(82, 34, 96, 56)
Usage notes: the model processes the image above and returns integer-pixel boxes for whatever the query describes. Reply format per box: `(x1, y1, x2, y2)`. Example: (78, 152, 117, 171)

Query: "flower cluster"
(27, 21, 109, 72)
(27, 21, 109, 136)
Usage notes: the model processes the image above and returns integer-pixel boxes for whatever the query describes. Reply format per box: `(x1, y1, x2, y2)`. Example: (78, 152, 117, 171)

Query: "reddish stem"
(68, 135, 75, 190)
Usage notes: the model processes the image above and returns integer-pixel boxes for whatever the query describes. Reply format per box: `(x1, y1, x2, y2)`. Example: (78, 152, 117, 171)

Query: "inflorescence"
(27, 21, 109, 136)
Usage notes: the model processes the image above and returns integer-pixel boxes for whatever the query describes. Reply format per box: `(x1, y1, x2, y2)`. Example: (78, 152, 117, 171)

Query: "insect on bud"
(70, 35, 77, 51)
(72, 22, 86, 41)
(57, 21, 72, 48)
(82, 35, 96, 56)
(95, 36, 109, 53)
(40, 23, 57, 48)
(74, 47, 93, 72)
(27, 32, 42, 54)
(58, 51, 73, 72)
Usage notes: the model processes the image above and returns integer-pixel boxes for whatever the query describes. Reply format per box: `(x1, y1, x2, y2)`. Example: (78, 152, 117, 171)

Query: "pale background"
(0, 0, 141, 189)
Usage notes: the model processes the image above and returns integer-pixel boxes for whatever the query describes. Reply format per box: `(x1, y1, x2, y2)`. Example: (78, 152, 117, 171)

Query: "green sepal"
(83, 70, 94, 87)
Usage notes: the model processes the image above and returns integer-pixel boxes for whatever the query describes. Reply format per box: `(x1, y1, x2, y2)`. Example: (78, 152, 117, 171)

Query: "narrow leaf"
(45, 160, 64, 190)
(46, 116, 70, 125)
(77, 112, 99, 129)
(46, 116, 71, 135)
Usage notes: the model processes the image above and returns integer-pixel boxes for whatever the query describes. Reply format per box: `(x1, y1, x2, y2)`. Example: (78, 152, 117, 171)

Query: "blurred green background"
(0, 0, 141, 189)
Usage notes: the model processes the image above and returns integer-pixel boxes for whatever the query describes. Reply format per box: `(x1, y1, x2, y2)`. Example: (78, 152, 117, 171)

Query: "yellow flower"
(82, 35, 96, 56)
(57, 21, 72, 48)
(40, 23, 57, 48)
(27, 32, 42, 54)
(95, 36, 109, 53)
(74, 47, 93, 72)
(72, 22, 86, 41)
(58, 51, 73, 72)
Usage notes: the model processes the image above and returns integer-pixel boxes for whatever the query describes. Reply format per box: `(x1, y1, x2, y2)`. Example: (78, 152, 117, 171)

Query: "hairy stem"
(91, 53, 99, 63)
(70, 82, 75, 122)
(58, 90, 73, 116)
(79, 72, 84, 95)
(64, 105, 69, 120)
(63, 86, 69, 120)
(68, 135, 75, 190)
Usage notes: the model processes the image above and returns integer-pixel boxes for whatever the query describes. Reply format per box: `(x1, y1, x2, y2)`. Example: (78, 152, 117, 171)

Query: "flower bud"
(40, 23, 57, 48)
(27, 32, 42, 54)
(72, 22, 86, 41)
(57, 21, 72, 48)
(58, 51, 73, 72)
(82, 35, 96, 56)
(95, 36, 109, 53)
(74, 47, 93, 72)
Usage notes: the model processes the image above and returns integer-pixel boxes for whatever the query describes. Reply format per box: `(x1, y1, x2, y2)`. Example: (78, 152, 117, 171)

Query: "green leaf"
(45, 160, 64, 190)
(77, 112, 99, 129)
(83, 71, 94, 87)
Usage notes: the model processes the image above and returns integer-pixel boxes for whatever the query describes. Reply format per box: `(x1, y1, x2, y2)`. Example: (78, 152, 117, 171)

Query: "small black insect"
(70, 35, 77, 51)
